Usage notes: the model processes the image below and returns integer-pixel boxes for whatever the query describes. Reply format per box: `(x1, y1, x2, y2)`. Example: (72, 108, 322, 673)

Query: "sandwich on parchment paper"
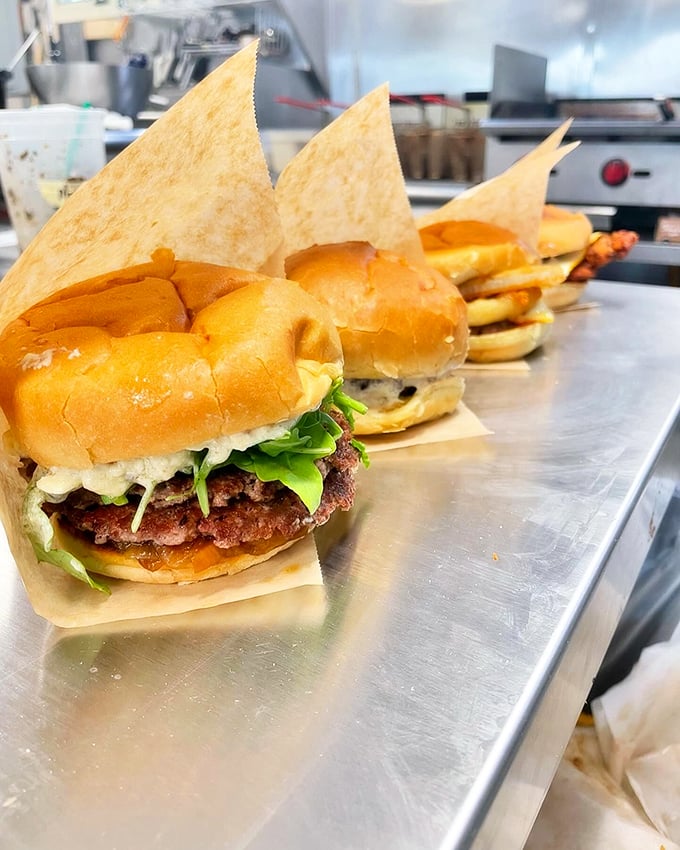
(417, 122, 580, 363)
(275, 84, 470, 437)
(0, 42, 366, 627)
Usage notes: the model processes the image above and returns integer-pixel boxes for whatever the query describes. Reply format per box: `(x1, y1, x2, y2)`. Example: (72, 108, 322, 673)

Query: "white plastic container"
(0, 106, 106, 251)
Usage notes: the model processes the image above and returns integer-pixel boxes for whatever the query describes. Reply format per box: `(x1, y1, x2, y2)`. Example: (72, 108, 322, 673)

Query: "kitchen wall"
(324, 0, 680, 105)
(4, 0, 679, 112)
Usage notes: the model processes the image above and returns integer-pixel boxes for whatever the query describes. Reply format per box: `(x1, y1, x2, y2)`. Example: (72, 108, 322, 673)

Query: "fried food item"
(568, 230, 640, 282)
(539, 206, 639, 308)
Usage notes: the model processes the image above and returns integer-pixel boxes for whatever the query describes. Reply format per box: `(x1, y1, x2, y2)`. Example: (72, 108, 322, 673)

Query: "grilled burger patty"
(45, 411, 360, 552)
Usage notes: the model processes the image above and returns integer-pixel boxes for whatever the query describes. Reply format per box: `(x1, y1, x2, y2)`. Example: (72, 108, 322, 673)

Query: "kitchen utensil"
(27, 62, 153, 118)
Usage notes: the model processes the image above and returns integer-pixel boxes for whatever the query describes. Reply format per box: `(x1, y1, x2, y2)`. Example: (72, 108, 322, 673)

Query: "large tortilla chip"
(416, 120, 578, 252)
(0, 40, 284, 328)
(275, 83, 424, 264)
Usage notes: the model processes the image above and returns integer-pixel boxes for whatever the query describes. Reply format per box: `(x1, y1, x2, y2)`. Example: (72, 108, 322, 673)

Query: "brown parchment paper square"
(554, 300, 601, 314)
(40, 582, 329, 644)
(361, 401, 491, 454)
(0, 40, 285, 326)
(0, 502, 322, 629)
(459, 360, 531, 373)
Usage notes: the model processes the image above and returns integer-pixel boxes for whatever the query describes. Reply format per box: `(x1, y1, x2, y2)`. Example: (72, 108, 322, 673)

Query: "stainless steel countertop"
(1, 281, 679, 850)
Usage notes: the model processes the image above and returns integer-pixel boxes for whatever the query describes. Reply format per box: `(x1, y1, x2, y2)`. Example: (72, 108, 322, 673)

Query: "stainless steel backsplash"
(324, 0, 680, 104)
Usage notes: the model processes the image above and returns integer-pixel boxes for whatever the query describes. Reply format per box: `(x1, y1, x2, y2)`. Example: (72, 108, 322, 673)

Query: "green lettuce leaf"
(22, 484, 110, 594)
(193, 379, 369, 515)
(326, 378, 367, 430)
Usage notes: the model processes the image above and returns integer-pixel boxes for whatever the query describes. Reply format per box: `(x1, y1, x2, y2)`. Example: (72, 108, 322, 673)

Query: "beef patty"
(48, 411, 360, 552)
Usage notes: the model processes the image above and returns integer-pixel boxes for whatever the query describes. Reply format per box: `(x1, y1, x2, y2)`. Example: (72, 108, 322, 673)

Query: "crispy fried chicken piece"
(568, 230, 639, 282)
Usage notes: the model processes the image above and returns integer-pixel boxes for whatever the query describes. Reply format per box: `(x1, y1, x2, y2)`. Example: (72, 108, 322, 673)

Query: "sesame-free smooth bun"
(538, 206, 593, 309)
(350, 374, 466, 435)
(466, 299, 554, 363)
(467, 321, 552, 363)
(285, 241, 468, 381)
(0, 248, 343, 470)
(419, 220, 537, 285)
(419, 219, 560, 362)
(538, 204, 593, 258)
(542, 281, 588, 310)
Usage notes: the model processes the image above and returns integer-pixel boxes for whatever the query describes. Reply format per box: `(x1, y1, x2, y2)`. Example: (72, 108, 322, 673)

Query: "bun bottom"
(353, 374, 465, 435)
(467, 321, 552, 364)
(54, 522, 305, 584)
(542, 281, 588, 310)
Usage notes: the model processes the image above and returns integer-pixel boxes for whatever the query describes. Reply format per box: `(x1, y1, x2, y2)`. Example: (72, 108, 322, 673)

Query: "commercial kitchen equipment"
(480, 46, 680, 284)
(0, 279, 678, 850)
(27, 62, 153, 118)
(10, 0, 328, 128)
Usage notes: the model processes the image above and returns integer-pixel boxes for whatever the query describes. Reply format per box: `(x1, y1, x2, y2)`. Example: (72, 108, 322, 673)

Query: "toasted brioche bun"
(0, 249, 343, 470)
(420, 219, 565, 301)
(466, 299, 554, 363)
(419, 220, 537, 286)
(538, 205, 593, 258)
(285, 241, 468, 382)
(352, 375, 466, 435)
(538, 206, 593, 309)
(54, 521, 304, 584)
(285, 241, 468, 433)
(542, 281, 588, 310)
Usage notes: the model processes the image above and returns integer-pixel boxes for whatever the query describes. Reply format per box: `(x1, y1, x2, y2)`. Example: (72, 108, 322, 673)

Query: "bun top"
(285, 241, 468, 380)
(0, 249, 343, 469)
(419, 220, 537, 285)
(538, 205, 592, 258)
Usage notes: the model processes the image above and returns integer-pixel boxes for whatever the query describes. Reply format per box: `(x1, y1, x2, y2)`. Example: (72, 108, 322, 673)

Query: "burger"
(284, 241, 469, 435)
(538, 205, 640, 309)
(419, 220, 563, 363)
(0, 249, 366, 592)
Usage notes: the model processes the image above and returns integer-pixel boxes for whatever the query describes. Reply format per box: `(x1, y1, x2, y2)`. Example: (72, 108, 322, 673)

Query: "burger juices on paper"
(417, 123, 580, 362)
(275, 84, 469, 435)
(0, 42, 366, 626)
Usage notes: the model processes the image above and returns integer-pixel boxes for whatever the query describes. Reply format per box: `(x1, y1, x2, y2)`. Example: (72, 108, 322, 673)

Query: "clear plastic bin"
(0, 105, 106, 251)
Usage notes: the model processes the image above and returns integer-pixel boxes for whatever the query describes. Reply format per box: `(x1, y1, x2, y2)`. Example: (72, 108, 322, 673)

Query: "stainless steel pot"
(27, 62, 153, 118)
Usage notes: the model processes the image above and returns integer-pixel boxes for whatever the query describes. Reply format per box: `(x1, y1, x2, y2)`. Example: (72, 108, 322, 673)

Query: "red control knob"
(601, 158, 630, 187)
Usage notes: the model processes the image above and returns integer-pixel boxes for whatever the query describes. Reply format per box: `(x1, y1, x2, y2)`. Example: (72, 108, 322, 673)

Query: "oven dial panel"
(484, 139, 680, 207)
(601, 158, 631, 187)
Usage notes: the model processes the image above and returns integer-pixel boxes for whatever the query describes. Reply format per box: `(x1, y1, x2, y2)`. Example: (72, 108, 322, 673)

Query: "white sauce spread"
(35, 417, 298, 499)
(344, 376, 438, 409)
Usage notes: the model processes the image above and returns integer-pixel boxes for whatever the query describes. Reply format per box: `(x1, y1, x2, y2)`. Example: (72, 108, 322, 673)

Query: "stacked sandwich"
(274, 85, 469, 435)
(0, 42, 365, 611)
(417, 124, 579, 363)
